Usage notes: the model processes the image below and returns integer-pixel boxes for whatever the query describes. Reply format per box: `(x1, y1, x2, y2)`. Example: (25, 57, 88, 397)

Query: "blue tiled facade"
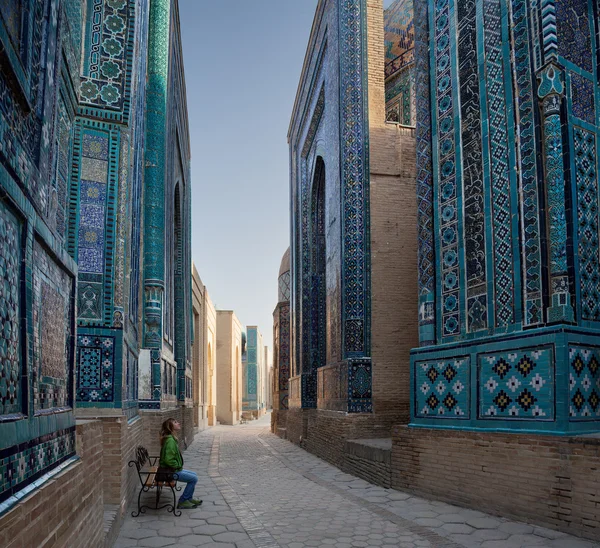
(289, 0, 375, 413)
(412, 0, 600, 434)
(138, 0, 193, 411)
(0, 0, 79, 507)
(74, 0, 149, 422)
(243, 327, 260, 412)
(0, 0, 194, 508)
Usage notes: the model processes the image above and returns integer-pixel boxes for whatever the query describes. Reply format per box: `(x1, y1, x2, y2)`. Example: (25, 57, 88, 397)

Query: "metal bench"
(128, 446, 182, 517)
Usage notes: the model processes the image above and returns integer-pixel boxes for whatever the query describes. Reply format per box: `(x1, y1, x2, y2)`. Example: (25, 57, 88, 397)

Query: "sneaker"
(177, 500, 195, 509)
(190, 499, 203, 507)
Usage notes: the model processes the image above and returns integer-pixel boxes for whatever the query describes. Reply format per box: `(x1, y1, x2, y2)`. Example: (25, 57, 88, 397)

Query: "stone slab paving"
(115, 413, 600, 548)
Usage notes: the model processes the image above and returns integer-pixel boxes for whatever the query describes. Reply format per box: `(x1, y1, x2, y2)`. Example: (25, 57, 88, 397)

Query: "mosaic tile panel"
(0, 203, 22, 417)
(556, 0, 592, 72)
(384, 0, 414, 78)
(511, 0, 543, 326)
(571, 72, 596, 125)
(479, 346, 554, 419)
(77, 131, 109, 279)
(483, 0, 515, 328)
(414, 0, 435, 344)
(49, 96, 72, 240)
(385, 68, 413, 125)
(80, 0, 131, 114)
(279, 304, 290, 392)
(569, 345, 600, 419)
(0, 427, 76, 505)
(459, 0, 487, 332)
(574, 127, 600, 322)
(433, 0, 461, 338)
(348, 359, 372, 413)
(340, 0, 369, 357)
(415, 356, 469, 418)
(76, 334, 115, 402)
(0, 1, 23, 45)
(32, 241, 72, 411)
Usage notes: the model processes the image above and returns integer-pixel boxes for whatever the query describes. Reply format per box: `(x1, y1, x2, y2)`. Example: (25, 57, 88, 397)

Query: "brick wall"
(393, 426, 600, 542)
(367, 0, 418, 427)
(343, 439, 392, 489)
(140, 407, 195, 455)
(0, 420, 105, 548)
(287, 409, 392, 468)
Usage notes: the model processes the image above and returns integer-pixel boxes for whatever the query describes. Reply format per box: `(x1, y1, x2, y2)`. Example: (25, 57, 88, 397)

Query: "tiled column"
(143, 0, 170, 400)
(537, 63, 574, 323)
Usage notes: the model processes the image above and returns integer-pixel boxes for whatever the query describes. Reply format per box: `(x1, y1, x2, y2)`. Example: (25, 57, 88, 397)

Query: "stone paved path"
(115, 413, 599, 548)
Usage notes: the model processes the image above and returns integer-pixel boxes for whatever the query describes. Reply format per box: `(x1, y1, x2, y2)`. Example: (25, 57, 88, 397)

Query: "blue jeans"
(176, 469, 198, 502)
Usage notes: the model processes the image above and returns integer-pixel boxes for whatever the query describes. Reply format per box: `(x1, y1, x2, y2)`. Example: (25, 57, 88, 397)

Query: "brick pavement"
(114, 413, 600, 548)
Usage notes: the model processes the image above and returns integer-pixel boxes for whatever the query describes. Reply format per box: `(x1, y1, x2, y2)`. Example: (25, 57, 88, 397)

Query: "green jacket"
(159, 435, 183, 471)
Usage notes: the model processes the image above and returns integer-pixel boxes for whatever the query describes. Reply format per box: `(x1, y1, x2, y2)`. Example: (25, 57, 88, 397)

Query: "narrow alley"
(115, 415, 598, 548)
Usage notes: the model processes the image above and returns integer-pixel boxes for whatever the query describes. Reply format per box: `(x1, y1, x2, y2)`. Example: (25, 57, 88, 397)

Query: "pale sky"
(181, 0, 396, 352)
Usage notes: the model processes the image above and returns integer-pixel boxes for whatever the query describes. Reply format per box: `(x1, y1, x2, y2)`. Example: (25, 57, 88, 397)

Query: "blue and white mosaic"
(415, 357, 469, 418)
(479, 347, 554, 420)
(569, 346, 600, 419)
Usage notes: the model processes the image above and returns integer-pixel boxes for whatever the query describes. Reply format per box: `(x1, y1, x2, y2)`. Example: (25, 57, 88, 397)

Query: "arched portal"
(310, 157, 327, 370)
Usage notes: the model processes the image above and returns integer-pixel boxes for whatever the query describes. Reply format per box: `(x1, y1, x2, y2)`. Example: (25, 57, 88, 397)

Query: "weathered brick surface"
(139, 407, 195, 455)
(0, 420, 105, 548)
(392, 425, 600, 542)
(287, 409, 391, 469)
(343, 439, 392, 488)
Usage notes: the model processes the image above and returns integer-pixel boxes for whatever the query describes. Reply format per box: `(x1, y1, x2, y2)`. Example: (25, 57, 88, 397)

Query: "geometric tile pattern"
(278, 304, 290, 393)
(348, 359, 373, 413)
(278, 271, 290, 303)
(246, 328, 258, 399)
(511, 0, 544, 326)
(458, 0, 487, 332)
(571, 72, 596, 125)
(574, 127, 600, 322)
(385, 68, 413, 125)
(0, 203, 21, 417)
(415, 356, 469, 418)
(76, 334, 115, 402)
(434, 0, 461, 338)
(569, 345, 600, 419)
(479, 347, 554, 420)
(340, 0, 370, 359)
(80, 0, 131, 114)
(384, 0, 414, 78)
(483, 0, 515, 327)
(32, 241, 73, 411)
(0, 427, 76, 505)
(414, 0, 435, 344)
(556, 0, 592, 73)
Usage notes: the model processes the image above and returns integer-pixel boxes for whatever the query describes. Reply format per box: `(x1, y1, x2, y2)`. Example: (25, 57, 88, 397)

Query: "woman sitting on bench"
(159, 418, 203, 509)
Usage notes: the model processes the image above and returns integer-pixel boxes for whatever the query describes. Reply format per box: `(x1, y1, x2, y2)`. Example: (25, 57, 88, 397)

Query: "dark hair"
(160, 418, 178, 446)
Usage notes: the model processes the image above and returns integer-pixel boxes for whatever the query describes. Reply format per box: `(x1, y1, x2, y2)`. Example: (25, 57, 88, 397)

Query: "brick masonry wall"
(368, 0, 418, 426)
(287, 409, 392, 468)
(392, 426, 600, 542)
(0, 420, 105, 548)
(139, 407, 195, 455)
(343, 454, 391, 489)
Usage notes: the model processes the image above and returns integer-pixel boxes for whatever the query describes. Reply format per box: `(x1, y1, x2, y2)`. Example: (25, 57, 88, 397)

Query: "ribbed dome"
(279, 247, 291, 277)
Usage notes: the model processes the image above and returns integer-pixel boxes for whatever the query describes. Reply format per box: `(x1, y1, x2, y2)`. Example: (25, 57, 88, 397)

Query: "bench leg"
(169, 484, 181, 517)
(132, 488, 145, 517)
(155, 485, 161, 509)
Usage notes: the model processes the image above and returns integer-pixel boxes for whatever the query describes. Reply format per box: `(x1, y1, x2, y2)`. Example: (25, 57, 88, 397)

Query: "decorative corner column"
(537, 63, 574, 323)
(142, 0, 171, 402)
(414, 0, 435, 346)
(339, 0, 372, 414)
